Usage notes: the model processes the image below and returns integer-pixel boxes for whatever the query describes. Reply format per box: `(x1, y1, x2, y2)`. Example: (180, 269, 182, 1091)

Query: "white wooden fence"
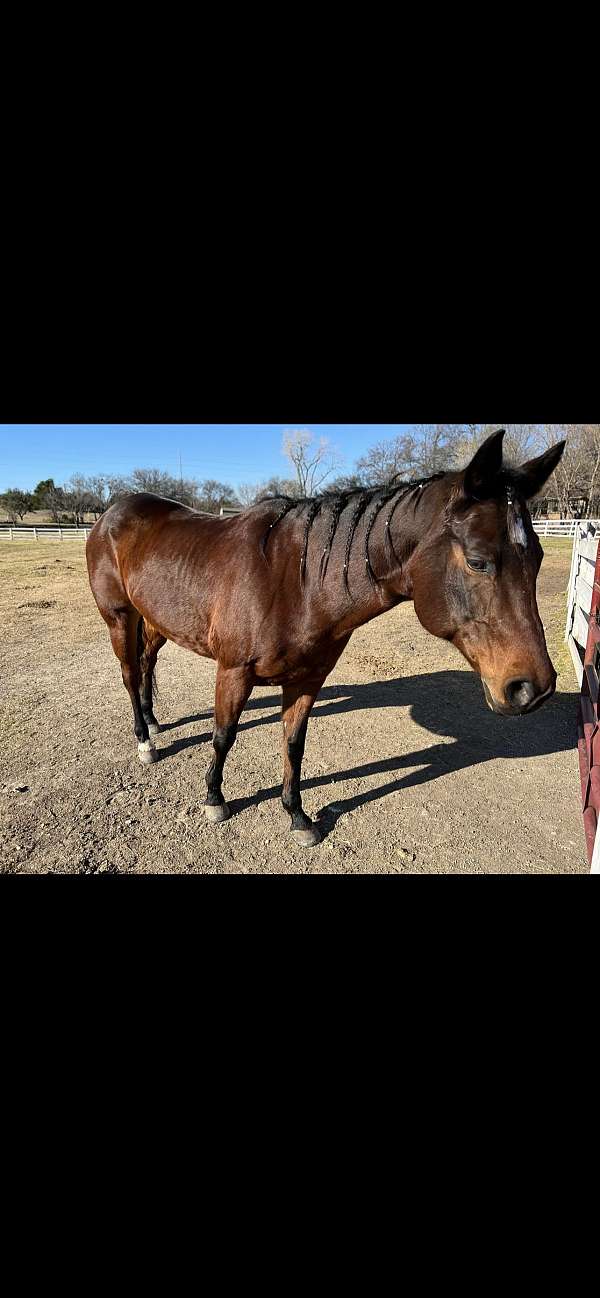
(0, 526, 91, 541)
(1, 516, 597, 543)
(565, 522, 599, 687)
(533, 519, 600, 537)
(1, 509, 229, 540)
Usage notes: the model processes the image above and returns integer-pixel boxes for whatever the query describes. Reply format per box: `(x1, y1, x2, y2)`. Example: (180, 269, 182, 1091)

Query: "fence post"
(545, 521, 549, 536)
(59, 528, 62, 541)
(9, 527, 13, 540)
(33, 527, 37, 541)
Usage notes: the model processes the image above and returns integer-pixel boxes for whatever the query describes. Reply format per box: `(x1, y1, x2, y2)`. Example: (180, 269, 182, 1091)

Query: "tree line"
(238, 425, 600, 518)
(2, 425, 598, 524)
(0, 471, 240, 524)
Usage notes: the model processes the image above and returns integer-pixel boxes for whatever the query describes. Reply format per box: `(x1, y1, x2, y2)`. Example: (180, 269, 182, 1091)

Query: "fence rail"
(565, 521, 600, 873)
(0, 526, 91, 541)
(532, 519, 600, 537)
(3, 516, 599, 542)
(565, 522, 598, 686)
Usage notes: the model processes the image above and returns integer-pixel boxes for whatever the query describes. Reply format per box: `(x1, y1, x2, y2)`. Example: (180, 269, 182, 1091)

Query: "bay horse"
(86, 429, 565, 847)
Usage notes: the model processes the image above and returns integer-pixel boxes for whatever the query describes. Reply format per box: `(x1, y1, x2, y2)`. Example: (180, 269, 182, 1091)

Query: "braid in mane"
(260, 498, 298, 556)
(319, 493, 350, 586)
(383, 484, 414, 567)
(363, 486, 399, 587)
(343, 491, 372, 595)
(299, 498, 324, 586)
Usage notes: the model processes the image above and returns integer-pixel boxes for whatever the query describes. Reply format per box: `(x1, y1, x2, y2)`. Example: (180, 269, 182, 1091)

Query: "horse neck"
(323, 478, 450, 635)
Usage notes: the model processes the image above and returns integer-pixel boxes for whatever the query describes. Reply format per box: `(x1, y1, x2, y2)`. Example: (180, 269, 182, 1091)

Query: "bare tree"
(326, 472, 369, 493)
(85, 475, 112, 516)
(130, 468, 202, 507)
(499, 424, 544, 463)
(196, 479, 239, 512)
(282, 428, 342, 496)
(237, 476, 300, 506)
(582, 426, 600, 516)
(106, 475, 133, 504)
(540, 425, 584, 517)
(356, 433, 419, 484)
(43, 483, 68, 523)
(237, 482, 262, 507)
(356, 425, 462, 484)
(131, 468, 174, 495)
(415, 425, 464, 476)
(66, 474, 96, 525)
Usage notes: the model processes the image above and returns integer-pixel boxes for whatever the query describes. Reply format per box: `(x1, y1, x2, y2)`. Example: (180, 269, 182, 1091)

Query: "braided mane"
(256, 473, 445, 593)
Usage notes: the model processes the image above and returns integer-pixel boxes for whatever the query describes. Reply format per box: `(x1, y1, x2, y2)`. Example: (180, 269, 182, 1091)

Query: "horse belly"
(125, 569, 214, 657)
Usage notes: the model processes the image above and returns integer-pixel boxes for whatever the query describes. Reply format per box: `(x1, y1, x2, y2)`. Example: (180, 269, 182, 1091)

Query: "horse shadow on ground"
(158, 672, 579, 839)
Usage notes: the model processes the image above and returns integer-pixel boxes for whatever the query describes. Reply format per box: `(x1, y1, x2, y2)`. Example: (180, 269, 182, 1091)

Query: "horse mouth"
(482, 680, 555, 716)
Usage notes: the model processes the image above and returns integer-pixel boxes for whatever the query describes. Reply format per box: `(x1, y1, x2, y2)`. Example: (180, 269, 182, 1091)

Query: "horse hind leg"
(138, 619, 166, 736)
(106, 607, 157, 764)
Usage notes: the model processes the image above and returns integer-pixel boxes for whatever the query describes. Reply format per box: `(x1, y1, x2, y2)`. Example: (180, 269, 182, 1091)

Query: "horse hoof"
(147, 722, 161, 736)
(138, 741, 157, 765)
(204, 803, 230, 823)
(293, 827, 321, 847)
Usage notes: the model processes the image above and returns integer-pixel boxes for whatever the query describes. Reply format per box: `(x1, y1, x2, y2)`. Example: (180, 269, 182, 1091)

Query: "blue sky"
(0, 424, 416, 493)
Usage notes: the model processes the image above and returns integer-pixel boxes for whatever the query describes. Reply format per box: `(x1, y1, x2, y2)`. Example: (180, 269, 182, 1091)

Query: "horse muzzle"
(482, 675, 556, 716)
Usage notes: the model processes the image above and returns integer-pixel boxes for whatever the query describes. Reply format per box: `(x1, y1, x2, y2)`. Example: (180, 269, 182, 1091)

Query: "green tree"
(31, 479, 56, 510)
(0, 489, 34, 521)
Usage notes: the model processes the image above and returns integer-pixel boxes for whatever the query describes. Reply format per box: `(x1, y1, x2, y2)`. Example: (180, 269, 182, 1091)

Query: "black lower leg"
(282, 728, 313, 831)
(139, 627, 164, 729)
(140, 677, 159, 729)
(205, 723, 237, 806)
(123, 669, 150, 744)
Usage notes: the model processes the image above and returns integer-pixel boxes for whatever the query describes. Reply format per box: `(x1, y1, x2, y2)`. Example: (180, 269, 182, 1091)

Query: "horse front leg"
(281, 679, 326, 847)
(204, 665, 254, 823)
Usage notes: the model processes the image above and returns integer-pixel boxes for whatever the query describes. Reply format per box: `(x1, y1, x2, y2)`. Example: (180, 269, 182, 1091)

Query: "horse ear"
(463, 429, 505, 499)
(514, 441, 567, 499)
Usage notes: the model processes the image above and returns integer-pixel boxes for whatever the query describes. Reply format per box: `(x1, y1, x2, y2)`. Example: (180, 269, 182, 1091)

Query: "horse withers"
(86, 429, 566, 847)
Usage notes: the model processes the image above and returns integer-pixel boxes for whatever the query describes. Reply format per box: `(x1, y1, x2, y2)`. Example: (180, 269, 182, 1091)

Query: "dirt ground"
(0, 538, 587, 874)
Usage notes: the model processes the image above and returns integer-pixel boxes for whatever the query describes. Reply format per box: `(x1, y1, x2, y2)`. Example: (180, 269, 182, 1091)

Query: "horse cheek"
(412, 569, 464, 641)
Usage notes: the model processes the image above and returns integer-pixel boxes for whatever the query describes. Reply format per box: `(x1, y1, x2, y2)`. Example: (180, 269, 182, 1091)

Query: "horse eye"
(466, 557, 491, 572)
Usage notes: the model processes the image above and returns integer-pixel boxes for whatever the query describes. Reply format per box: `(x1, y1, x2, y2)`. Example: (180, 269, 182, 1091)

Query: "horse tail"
(136, 614, 144, 664)
(137, 616, 159, 702)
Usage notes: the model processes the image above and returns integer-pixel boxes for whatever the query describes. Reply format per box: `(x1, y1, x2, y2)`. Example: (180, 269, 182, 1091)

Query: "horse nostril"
(505, 678, 537, 710)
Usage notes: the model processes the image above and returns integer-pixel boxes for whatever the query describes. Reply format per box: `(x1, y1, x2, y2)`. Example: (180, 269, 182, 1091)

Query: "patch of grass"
(540, 538, 573, 552)
(542, 592, 575, 690)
